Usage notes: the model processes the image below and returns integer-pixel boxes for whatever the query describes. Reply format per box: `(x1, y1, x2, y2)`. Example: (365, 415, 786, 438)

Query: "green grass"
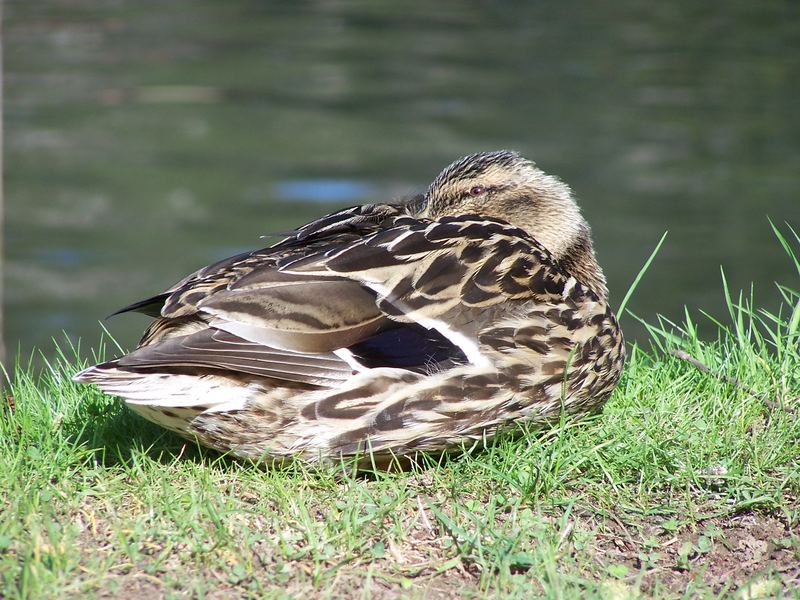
(2, 227, 799, 599)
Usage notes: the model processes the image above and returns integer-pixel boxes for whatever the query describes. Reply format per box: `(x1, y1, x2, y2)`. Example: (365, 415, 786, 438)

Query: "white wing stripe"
(365, 281, 492, 369)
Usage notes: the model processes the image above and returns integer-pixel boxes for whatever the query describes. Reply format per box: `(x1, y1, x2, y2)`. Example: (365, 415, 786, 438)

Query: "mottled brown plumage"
(74, 151, 625, 463)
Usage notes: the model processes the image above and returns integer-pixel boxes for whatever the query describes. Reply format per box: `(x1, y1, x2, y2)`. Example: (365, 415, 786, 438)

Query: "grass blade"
(617, 230, 668, 318)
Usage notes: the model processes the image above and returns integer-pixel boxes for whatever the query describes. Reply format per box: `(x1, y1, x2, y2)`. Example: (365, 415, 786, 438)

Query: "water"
(5, 1, 800, 363)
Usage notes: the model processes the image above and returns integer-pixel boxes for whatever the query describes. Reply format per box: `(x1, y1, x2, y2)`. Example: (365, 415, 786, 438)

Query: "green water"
(5, 1, 800, 362)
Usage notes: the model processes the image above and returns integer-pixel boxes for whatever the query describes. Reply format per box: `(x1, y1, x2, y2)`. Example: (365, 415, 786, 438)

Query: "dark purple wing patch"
(348, 323, 468, 372)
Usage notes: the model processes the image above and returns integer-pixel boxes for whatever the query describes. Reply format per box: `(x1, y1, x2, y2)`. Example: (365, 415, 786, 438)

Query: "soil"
(71, 493, 799, 598)
(584, 512, 799, 596)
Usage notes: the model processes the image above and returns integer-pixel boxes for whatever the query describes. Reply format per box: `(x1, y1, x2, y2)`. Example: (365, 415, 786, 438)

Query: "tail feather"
(73, 363, 258, 411)
(106, 292, 172, 318)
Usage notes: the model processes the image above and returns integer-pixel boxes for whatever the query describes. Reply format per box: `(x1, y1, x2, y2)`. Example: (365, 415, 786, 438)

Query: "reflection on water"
(274, 179, 377, 203)
(4, 0, 800, 363)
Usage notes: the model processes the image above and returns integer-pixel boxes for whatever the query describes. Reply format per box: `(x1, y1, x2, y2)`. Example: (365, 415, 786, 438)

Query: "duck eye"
(469, 185, 485, 197)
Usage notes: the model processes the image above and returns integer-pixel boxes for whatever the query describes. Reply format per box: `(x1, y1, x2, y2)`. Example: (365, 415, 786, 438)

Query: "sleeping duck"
(75, 151, 625, 463)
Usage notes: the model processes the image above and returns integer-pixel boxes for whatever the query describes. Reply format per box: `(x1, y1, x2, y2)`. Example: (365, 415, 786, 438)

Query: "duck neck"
(555, 231, 608, 301)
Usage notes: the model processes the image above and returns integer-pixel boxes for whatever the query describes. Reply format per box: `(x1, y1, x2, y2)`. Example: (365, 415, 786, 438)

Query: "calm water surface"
(5, 1, 800, 363)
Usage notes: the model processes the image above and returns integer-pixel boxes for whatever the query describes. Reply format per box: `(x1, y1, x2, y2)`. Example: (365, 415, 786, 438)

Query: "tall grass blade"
(617, 230, 668, 318)
(769, 219, 800, 278)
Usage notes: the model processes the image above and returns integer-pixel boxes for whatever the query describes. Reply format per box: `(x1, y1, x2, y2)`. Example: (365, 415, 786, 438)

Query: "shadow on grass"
(61, 391, 226, 468)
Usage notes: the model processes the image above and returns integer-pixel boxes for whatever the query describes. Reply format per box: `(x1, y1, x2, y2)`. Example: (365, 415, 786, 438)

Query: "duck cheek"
(460, 199, 484, 215)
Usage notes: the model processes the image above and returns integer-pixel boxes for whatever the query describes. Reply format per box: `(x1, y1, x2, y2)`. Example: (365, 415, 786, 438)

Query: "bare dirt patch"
(585, 512, 799, 596)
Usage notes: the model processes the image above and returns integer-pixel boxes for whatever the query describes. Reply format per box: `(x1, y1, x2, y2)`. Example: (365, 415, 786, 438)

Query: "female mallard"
(75, 151, 625, 463)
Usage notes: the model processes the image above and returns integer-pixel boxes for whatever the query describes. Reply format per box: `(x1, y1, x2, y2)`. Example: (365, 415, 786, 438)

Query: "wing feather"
(117, 328, 353, 386)
(110, 211, 588, 384)
(196, 279, 387, 353)
(279, 215, 585, 323)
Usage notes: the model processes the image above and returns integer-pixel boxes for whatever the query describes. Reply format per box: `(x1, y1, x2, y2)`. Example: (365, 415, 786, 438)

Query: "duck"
(74, 150, 626, 464)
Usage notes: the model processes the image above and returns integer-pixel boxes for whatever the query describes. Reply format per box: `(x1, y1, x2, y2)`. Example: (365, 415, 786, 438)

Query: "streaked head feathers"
(419, 150, 605, 298)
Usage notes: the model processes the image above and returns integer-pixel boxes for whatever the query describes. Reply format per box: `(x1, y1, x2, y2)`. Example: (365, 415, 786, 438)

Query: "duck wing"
(116, 322, 353, 386)
(101, 203, 460, 384)
(278, 214, 583, 359)
(103, 210, 583, 388)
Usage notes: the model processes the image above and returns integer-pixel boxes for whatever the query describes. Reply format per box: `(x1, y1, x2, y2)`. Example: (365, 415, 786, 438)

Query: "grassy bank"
(1, 231, 799, 599)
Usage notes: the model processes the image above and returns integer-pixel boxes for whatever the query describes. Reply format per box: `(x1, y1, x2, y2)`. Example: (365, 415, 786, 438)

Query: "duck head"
(415, 150, 608, 300)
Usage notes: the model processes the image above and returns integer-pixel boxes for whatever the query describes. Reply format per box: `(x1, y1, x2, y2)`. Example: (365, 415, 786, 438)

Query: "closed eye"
(459, 184, 502, 199)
